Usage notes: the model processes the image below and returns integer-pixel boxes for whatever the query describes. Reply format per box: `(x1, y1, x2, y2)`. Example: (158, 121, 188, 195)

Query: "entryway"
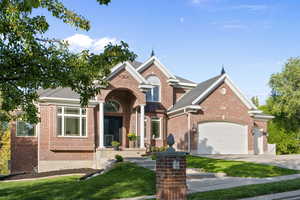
(104, 116, 122, 147)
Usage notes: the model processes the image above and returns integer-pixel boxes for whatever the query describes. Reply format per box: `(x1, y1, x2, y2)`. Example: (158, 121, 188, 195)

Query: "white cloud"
(93, 37, 117, 51)
(180, 17, 184, 23)
(64, 34, 118, 52)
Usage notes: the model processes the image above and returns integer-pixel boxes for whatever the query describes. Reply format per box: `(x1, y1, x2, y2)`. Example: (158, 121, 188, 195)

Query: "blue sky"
(37, 0, 300, 103)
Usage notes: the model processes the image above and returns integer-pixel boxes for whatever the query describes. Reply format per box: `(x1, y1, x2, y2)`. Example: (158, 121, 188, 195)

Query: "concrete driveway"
(197, 154, 300, 170)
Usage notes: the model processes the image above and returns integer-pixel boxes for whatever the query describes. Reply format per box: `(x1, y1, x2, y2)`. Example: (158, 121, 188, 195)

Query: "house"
(10, 55, 274, 173)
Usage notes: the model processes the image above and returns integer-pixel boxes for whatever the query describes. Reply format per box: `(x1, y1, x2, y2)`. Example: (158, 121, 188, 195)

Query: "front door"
(104, 116, 122, 147)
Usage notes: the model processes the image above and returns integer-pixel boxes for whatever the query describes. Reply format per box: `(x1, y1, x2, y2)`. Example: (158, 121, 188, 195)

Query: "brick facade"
(11, 59, 271, 172)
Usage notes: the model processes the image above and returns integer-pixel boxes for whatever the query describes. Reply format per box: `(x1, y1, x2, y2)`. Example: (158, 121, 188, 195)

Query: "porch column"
(140, 104, 145, 148)
(99, 101, 104, 148)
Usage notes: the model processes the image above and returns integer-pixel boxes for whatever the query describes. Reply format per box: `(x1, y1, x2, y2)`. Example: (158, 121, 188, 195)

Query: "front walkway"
(197, 154, 300, 170)
(240, 189, 300, 200)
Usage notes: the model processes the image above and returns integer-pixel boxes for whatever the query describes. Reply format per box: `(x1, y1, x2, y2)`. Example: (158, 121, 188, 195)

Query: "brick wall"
(10, 122, 38, 173)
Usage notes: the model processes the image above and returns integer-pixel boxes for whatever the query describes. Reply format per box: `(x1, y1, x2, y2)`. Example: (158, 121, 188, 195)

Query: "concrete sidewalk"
(199, 154, 300, 170)
(188, 174, 300, 193)
(240, 190, 300, 200)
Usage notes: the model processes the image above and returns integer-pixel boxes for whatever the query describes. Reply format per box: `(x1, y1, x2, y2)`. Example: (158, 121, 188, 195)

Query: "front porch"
(97, 88, 147, 150)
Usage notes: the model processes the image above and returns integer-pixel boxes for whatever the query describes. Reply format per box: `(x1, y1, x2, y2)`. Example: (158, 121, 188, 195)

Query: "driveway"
(197, 154, 300, 170)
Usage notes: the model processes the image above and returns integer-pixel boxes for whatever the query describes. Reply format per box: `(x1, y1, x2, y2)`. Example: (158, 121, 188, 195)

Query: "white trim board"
(136, 56, 176, 79)
(106, 62, 149, 84)
(192, 74, 257, 110)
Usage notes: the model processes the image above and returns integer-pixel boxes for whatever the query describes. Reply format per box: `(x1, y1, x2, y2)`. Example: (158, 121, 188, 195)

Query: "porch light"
(191, 124, 197, 133)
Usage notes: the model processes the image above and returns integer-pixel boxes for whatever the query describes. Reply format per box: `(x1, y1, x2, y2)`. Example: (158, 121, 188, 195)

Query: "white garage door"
(198, 122, 248, 154)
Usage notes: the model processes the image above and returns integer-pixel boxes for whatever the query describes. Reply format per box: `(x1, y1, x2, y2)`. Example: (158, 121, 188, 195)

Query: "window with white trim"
(151, 117, 161, 139)
(146, 75, 160, 102)
(57, 107, 87, 137)
(16, 121, 36, 136)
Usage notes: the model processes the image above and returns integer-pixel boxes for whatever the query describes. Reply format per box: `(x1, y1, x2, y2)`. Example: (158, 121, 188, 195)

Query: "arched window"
(104, 100, 121, 112)
(146, 75, 160, 102)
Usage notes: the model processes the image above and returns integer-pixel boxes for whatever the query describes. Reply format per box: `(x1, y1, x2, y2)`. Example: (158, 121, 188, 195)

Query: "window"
(104, 100, 121, 112)
(151, 117, 161, 139)
(16, 121, 35, 136)
(146, 76, 160, 102)
(57, 107, 87, 137)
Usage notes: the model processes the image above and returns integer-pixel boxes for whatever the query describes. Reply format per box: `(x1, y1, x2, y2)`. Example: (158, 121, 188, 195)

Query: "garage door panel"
(198, 122, 248, 154)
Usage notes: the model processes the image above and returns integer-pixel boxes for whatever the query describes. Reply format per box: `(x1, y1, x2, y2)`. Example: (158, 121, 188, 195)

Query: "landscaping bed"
(1, 168, 100, 181)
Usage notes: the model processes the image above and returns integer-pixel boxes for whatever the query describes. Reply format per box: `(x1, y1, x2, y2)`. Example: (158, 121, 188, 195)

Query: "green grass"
(187, 155, 299, 178)
(188, 178, 300, 200)
(0, 162, 155, 200)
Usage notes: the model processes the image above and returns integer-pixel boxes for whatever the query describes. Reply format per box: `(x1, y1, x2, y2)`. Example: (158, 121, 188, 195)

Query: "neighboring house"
(10, 55, 274, 173)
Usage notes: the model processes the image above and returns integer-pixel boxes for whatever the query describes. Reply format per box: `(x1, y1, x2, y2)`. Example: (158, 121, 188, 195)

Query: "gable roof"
(175, 75, 196, 84)
(168, 73, 257, 114)
(168, 74, 222, 112)
(136, 56, 177, 79)
(38, 87, 80, 99)
(106, 62, 149, 84)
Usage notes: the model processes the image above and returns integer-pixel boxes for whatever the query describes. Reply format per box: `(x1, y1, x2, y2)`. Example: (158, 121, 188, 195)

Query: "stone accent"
(156, 152, 187, 200)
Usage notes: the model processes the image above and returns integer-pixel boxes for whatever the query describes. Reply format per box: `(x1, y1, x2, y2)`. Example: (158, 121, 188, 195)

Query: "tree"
(269, 58, 300, 132)
(262, 58, 300, 154)
(251, 96, 259, 107)
(0, 0, 136, 124)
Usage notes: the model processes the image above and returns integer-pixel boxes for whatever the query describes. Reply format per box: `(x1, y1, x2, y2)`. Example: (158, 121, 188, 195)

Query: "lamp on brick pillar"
(156, 134, 187, 200)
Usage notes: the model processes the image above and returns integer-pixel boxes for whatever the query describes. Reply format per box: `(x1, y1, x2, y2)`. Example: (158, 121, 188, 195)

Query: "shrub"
(111, 141, 120, 147)
(127, 133, 137, 141)
(151, 154, 157, 160)
(115, 154, 123, 162)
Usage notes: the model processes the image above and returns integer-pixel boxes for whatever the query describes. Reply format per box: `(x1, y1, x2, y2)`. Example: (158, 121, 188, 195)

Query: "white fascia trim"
(191, 74, 257, 110)
(137, 56, 176, 79)
(173, 82, 197, 88)
(125, 62, 149, 84)
(106, 62, 149, 84)
(192, 74, 226, 105)
(248, 110, 263, 114)
(167, 105, 201, 115)
(224, 75, 257, 110)
(252, 114, 275, 120)
(39, 97, 98, 106)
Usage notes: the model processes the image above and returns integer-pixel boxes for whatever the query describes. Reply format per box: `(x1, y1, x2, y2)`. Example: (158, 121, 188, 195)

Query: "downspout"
(187, 112, 191, 153)
(37, 103, 40, 173)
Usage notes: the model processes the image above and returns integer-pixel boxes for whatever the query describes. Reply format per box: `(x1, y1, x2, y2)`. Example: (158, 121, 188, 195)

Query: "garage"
(198, 122, 248, 154)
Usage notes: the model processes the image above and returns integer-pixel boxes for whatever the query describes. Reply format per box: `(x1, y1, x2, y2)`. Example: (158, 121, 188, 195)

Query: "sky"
(35, 0, 300, 104)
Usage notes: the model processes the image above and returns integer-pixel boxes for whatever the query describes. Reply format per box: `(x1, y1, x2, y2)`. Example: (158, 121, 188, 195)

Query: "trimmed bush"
(115, 154, 123, 162)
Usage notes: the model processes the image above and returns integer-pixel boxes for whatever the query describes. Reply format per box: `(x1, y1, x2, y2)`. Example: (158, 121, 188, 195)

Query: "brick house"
(11, 56, 274, 173)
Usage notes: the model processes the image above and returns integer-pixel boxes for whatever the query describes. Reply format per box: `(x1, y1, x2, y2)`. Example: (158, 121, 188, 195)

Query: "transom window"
(151, 117, 161, 139)
(146, 75, 160, 102)
(104, 100, 121, 112)
(57, 107, 87, 137)
(16, 121, 36, 136)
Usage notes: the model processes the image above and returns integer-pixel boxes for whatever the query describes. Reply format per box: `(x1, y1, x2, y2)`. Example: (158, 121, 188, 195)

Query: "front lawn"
(187, 155, 299, 177)
(189, 178, 300, 200)
(0, 162, 155, 200)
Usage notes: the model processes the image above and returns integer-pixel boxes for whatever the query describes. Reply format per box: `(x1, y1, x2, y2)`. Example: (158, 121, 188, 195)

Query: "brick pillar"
(156, 152, 187, 200)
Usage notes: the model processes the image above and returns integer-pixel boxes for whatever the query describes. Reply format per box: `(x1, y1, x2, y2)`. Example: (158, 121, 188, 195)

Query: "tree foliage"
(251, 96, 259, 107)
(0, 128, 10, 174)
(0, 0, 136, 124)
(262, 58, 300, 154)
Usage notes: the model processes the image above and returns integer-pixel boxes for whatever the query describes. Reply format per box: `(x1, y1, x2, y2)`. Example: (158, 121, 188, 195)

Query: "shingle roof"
(168, 74, 223, 112)
(38, 87, 80, 99)
(175, 75, 196, 84)
(129, 60, 143, 69)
